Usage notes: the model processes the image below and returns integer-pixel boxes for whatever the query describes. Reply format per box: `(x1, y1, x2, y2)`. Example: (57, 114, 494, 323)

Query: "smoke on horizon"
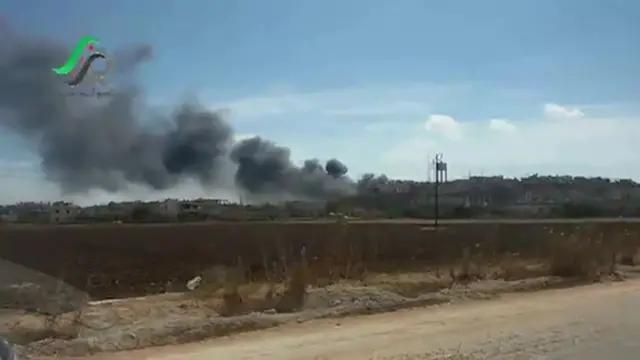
(0, 32, 390, 202)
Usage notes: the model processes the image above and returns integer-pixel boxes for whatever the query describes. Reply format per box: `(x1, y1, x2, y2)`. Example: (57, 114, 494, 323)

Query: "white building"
(154, 199, 180, 219)
(180, 202, 201, 215)
(49, 202, 79, 223)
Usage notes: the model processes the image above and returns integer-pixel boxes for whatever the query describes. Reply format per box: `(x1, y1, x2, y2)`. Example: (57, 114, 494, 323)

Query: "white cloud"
(424, 114, 463, 141)
(218, 95, 316, 119)
(364, 121, 424, 134)
(383, 103, 640, 180)
(543, 103, 585, 120)
(324, 101, 429, 117)
(208, 83, 462, 121)
(489, 118, 517, 133)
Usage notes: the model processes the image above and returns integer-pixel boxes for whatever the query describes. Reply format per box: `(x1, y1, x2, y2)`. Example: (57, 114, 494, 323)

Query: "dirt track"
(99, 279, 640, 360)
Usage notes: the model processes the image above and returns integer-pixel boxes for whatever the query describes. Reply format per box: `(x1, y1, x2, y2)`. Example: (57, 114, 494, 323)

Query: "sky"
(0, 0, 639, 204)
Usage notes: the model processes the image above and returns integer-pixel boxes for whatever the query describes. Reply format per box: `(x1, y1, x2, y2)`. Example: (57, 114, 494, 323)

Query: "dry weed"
(363, 271, 448, 298)
(448, 247, 486, 284)
(618, 245, 640, 266)
(497, 255, 549, 281)
(547, 227, 611, 280)
(274, 261, 308, 313)
(217, 265, 246, 316)
(189, 264, 292, 316)
(190, 265, 228, 296)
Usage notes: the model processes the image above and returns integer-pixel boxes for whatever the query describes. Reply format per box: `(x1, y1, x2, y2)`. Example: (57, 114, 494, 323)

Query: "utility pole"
(433, 153, 447, 228)
(434, 154, 441, 228)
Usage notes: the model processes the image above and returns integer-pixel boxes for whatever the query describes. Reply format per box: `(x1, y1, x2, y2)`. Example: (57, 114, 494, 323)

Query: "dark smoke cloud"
(302, 159, 325, 174)
(230, 137, 354, 199)
(325, 159, 348, 178)
(0, 34, 231, 193)
(0, 31, 386, 201)
(357, 173, 390, 193)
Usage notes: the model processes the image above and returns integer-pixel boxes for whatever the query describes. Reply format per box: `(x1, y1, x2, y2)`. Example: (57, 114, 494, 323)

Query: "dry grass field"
(0, 219, 639, 358)
(0, 219, 639, 300)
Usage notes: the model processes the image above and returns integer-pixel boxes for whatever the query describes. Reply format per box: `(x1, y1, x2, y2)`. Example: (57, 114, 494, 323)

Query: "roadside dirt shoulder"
(95, 279, 640, 360)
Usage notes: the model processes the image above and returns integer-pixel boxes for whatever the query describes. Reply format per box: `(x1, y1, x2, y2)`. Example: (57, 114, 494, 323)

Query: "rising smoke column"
(230, 137, 355, 199)
(0, 31, 370, 200)
(0, 33, 234, 193)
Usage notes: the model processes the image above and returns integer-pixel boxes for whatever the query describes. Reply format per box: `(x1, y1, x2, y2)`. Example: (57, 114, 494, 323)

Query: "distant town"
(2, 174, 640, 224)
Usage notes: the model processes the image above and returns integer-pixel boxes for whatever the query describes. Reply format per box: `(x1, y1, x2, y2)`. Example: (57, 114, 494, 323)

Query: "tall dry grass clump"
(219, 265, 246, 316)
(274, 261, 308, 313)
(547, 226, 613, 280)
(184, 244, 312, 316)
(186, 264, 248, 316)
(615, 227, 640, 266)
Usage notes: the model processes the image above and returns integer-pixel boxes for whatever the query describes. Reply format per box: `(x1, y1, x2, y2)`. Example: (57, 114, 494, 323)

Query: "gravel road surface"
(101, 279, 640, 360)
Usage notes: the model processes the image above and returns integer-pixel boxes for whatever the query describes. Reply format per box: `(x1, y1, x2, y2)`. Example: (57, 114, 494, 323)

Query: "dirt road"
(104, 280, 640, 360)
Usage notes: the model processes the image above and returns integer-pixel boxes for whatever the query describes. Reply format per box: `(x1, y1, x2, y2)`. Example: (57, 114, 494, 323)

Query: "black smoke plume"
(0, 31, 386, 201)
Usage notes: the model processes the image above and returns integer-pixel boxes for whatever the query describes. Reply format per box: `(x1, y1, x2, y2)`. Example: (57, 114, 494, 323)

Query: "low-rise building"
(0, 212, 18, 223)
(154, 199, 180, 219)
(49, 202, 79, 223)
(180, 202, 201, 215)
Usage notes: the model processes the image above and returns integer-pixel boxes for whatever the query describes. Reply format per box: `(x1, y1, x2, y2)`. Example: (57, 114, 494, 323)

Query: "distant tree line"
(325, 196, 640, 220)
(6, 198, 640, 225)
